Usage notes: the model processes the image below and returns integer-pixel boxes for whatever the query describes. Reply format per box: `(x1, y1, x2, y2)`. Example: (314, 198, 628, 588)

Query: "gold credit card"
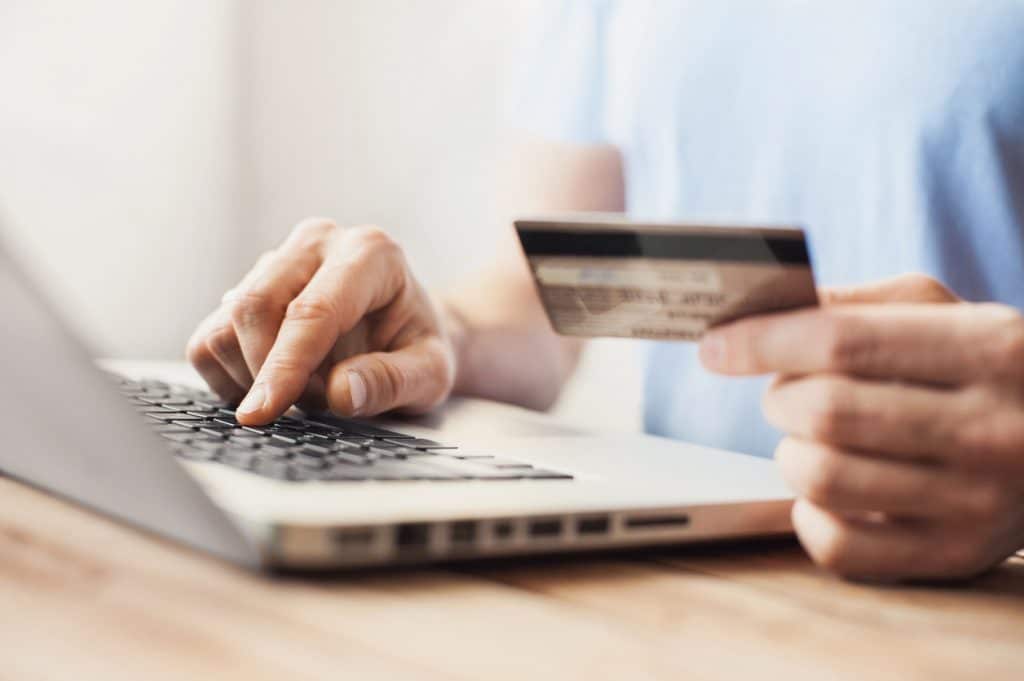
(515, 216, 819, 341)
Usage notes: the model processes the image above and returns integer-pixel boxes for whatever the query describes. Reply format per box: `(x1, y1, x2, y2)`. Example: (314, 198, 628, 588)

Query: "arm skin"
(442, 138, 625, 410)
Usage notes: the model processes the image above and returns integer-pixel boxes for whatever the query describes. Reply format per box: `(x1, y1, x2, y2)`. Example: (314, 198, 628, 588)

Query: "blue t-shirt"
(510, 0, 1024, 457)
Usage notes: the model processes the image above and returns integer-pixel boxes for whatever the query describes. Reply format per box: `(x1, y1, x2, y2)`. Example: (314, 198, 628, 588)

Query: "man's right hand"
(186, 218, 456, 426)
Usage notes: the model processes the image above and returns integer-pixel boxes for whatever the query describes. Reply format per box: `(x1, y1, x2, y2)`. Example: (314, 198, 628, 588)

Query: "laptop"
(0, 238, 793, 570)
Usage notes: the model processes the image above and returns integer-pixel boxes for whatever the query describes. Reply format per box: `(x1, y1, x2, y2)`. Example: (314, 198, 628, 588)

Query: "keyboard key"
(191, 438, 228, 450)
(157, 398, 194, 407)
(171, 420, 206, 430)
(252, 458, 291, 480)
(173, 447, 218, 462)
(137, 406, 180, 414)
(227, 435, 264, 448)
(161, 432, 195, 443)
(199, 427, 231, 439)
(335, 436, 378, 448)
(380, 438, 456, 450)
(220, 448, 257, 469)
(145, 412, 191, 423)
(332, 451, 372, 466)
(296, 443, 332, 457)
(307, 415, 413, 440)
(291, 453, 329, 470)
(152, 423, 194, 434)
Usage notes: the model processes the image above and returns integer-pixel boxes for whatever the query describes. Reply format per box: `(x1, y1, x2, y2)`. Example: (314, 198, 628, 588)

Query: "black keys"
(161, 432, 195, 443)
(307, 415, 413, 440)
(296, 443, 332, 457)
(146, 412, 195, 424)
(220, 448, 258, 469)
(185, 409, 221, 418)
(252, 457, 291, 480)
(153, 423, 194, 434)
(129, 376, 576, 483)
(380, 437, 456, 450)
(172, 447, 219, 462)
(291, 453, 329, 470)
(332, 451, 372, 466)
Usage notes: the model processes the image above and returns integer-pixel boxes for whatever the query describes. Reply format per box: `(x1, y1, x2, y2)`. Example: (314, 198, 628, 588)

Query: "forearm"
(440, 267, 582, 411)
(438, 137, 621, 410)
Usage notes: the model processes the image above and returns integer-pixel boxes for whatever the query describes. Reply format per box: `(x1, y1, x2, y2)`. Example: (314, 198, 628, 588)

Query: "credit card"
(515, 216, 818, 341)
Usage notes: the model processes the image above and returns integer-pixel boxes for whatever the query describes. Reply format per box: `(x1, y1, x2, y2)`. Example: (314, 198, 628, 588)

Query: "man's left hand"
(700, 274, 1024, 581)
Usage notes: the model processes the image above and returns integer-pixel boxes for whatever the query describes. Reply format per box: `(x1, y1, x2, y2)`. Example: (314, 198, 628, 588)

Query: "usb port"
(450, 521, 476, 545)
(576, 516, 610, 536)
(396, 523, 430, 549)
(528, 518, 562, 538)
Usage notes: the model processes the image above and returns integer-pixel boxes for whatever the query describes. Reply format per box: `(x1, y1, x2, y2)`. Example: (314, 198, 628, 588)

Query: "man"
(187, 1, 1024, 581)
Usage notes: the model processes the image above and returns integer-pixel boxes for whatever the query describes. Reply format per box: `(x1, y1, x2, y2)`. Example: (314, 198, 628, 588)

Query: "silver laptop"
(0, 239, 793, 570)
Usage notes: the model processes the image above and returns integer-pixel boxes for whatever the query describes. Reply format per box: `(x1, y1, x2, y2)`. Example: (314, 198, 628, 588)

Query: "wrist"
(435, 295, 471, 395)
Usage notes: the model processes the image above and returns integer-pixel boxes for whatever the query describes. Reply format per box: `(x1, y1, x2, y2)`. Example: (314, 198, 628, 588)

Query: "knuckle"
(351, 225, 402, 258)
(285, 294, 338, 324)
(802, 447, 845, 505)
(980, 304, 1024, 379)
(186, 333, 212, 366)
(231, 290, 279, 327)
(961, 484, 1008, 519)
(205, 326, 238, 358)
(956, 409, 1024, 469)
(291, 217, 337, 244)
(905, 273, 952, 301)
(805, 378, 852, 442)
(819, 313, 872, 372)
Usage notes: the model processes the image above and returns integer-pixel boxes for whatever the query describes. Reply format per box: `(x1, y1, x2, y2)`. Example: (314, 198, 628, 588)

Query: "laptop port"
(450, 521, 476, 545)
(331, 528, 375, 548)
(528, 518, 562, 538)
(492, 520, 514, 540)
(624, 514, 690, 530)
(396, 523, 430, 550)
(576, 516, 610, 536)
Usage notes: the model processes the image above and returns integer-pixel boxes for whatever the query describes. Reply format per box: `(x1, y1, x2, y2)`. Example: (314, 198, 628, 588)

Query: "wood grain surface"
(2, 474, 1022, 681)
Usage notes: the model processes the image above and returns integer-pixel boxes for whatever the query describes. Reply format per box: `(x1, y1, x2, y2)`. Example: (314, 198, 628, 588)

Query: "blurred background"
(0, 0, 641, 431)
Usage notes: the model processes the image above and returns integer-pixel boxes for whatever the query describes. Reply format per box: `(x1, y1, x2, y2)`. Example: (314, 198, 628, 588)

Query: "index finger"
(699, 303, 1019, 384)
(235, 227, 405, 424)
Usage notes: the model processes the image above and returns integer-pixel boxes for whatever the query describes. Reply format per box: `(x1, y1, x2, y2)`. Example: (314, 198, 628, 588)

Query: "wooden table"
(3, 366, 1023, 680)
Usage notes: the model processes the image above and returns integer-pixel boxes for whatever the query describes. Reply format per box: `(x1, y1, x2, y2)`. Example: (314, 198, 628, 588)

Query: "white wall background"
(0, 0, 641, 431)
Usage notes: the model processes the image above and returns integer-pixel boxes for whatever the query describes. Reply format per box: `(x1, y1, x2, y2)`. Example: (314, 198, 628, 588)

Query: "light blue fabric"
(508, 1, 1024, 458)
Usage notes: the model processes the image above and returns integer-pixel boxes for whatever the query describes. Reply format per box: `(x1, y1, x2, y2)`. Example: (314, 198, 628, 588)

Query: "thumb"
(325, 338, 454, 417)
(820, 273, 960, 306)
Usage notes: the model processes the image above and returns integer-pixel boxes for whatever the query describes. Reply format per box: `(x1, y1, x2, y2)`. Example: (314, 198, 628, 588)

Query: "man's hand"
(700, 273, 1024, 581)
(187, 219, 455, 425)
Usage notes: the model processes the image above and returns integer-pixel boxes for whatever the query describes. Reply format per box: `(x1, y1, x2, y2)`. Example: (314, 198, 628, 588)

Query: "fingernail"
(237, 383, 267, 416)
(699, 333, 725, 369)
(347, 370, 367, 415)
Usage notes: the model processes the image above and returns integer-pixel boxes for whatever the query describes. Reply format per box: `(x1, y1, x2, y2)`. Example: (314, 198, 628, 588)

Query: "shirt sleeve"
(503, 0, 613, 144)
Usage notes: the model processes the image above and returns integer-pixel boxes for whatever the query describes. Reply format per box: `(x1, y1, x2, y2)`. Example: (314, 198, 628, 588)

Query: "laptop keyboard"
(117, 377, 573, 483)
